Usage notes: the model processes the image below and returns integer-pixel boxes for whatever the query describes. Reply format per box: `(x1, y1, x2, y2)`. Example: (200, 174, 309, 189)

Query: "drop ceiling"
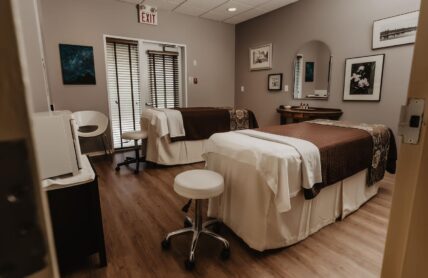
(119, 0, 298, 24)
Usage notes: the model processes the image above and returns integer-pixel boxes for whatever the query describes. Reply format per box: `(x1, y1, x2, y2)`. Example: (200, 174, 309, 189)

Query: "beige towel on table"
(161, 108, 186, 138)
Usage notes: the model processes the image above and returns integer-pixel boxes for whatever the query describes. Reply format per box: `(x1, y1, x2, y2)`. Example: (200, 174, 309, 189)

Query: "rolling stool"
(161, 169, 230, 270)
(115, 130, 147, 174)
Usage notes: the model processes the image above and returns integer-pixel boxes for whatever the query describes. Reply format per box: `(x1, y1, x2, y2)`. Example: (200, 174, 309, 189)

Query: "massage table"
(203, 120, 397, 251)
(141, 107, 258, 165)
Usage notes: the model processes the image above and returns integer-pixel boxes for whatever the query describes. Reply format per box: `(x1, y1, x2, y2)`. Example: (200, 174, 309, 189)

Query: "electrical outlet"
(284, 85, 289, 92)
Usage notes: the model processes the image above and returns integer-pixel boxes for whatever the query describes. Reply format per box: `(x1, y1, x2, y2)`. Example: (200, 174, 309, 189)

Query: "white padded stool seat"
(121, 130, 148, 140)
(174, 170, 224, 200)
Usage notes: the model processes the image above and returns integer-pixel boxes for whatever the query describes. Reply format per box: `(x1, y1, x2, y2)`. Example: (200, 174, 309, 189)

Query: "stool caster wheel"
(220, 248, 230, 260)
(115, 166, 120, 171)
(184, 218, 193, 228)
(184, 259, 195, 270)
(161, 239, 170, 250)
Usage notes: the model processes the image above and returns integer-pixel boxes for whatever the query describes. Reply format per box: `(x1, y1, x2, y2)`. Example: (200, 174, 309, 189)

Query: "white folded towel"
(236, 129, 322, 190)
(162, 108, 186, 138)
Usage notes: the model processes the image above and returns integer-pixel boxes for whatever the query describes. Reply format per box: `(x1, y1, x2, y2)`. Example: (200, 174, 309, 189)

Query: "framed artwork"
(373, 11, 419, 49)
(343, 54, 385, 102)
(305, 62, 314, 82)
(59, 44, 96, 85)
(249, 43, 272, 70)
(268, 73, 283, 91)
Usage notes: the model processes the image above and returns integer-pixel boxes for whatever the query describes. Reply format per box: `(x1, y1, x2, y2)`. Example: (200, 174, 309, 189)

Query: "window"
(294, 55, 303, 99)
(146, 50, 181, 108)
(106, 38, 141, 149)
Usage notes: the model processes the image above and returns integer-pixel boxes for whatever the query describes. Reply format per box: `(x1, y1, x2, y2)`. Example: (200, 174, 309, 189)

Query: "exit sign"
(138, 4, 158, 25)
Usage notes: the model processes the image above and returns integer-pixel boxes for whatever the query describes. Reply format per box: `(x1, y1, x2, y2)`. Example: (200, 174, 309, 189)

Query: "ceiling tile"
(175, 0, 229, 16)
(118, 0, 299, 24)
(234, 0, 270, 6)
(201, 0, 252, 21)
(143, 0, 185, 11)
(174, 4, 207, 16)
(259, 0, 298, 12)
(224, 8, 266, 24)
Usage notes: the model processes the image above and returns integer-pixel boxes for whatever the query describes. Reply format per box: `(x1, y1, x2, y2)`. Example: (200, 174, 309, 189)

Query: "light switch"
(193, 60, 197, 66)
(193, 77, 198, 84)
(241, 86, 245, 92)
(284, 85, 289, 92)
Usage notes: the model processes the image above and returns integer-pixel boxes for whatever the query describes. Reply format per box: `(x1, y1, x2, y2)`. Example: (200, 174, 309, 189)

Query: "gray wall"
(235, 0, 420, 134)
(39, 0, 235, 152)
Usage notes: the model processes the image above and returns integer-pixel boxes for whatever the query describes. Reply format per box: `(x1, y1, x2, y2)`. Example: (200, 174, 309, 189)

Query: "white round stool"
(115, 130, 147, 174)
(161, 169, 230, 270)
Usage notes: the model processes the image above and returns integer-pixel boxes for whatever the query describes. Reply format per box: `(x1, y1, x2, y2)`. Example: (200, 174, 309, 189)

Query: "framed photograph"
(268, 73, 283, 91)
(59, 44, 96, 85)
(343, 54, 385, 101)
(249, 43, 272, 70)
(373, 11, 419, 49)
(305, 62, 314, 82)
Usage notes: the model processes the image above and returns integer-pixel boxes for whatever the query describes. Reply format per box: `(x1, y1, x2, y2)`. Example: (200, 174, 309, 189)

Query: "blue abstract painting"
(59, 44, 96, 85)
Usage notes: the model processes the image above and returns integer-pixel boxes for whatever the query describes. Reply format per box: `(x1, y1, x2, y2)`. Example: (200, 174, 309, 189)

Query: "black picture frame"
(343, 54, 385, 102)
(372, 11, 419, 50)
(59, 44, 96, 85)
(268, 73, 283, 91)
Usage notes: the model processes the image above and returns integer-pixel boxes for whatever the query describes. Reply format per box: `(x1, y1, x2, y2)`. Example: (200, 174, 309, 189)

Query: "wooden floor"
(66, 153, 394, 278)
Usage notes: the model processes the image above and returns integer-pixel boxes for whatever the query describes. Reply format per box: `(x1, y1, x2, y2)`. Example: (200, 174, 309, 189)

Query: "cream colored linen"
(141, 108, 169, 137)
(206, 153, 378, 251)
(204, 131, 302, 212)
(235, 129, 322, 191)
(161, 108, 185, 138)
(141, 108, 205, 165)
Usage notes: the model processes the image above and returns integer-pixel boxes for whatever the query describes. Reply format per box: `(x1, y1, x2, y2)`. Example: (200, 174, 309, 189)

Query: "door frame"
(381, 0, 428, 276)
(102, 34, 188, 150)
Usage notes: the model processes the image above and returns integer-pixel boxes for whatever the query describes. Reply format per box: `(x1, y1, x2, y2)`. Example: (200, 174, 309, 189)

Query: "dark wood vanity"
(277, 106, 343, 125)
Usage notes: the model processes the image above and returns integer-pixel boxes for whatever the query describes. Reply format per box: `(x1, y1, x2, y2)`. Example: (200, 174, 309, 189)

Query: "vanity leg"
(280, 114, 287, 125)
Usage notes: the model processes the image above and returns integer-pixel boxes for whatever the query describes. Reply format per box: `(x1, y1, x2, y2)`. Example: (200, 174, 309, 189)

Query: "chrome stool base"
(161, 199, 230, 270)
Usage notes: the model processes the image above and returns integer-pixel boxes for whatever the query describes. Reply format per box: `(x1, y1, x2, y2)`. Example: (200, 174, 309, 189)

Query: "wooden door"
(381, 1, 428, 277)
(0, 0, 58, 277)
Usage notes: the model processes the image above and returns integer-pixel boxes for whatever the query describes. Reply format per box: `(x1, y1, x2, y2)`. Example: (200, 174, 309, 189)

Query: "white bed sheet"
(141, 108, 206, 165)
(204, 132, 379, 251)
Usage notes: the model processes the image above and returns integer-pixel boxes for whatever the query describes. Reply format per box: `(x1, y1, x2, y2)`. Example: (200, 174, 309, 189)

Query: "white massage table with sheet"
(203, 130, 380, 251)
(141, 109, 206, 165)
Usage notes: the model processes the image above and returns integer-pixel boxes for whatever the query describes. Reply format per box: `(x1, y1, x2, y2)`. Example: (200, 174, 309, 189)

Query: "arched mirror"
(293, 41, 332, 100)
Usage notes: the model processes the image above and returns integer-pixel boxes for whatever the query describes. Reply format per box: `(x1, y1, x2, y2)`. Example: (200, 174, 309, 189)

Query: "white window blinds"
(294, 55, 303, 99)
(147, 50, 180, 108)
(106, 39, 141, 149)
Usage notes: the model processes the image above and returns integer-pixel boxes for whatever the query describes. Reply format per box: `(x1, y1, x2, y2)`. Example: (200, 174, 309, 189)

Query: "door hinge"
(398, 98, 425, 144)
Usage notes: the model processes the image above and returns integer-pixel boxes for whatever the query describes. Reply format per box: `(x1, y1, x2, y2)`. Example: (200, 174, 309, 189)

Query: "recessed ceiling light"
(228, 7, 237, 12)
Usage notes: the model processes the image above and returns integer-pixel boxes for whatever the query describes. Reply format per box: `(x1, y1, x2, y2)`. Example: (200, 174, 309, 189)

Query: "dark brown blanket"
(171, 107, 258, 142)
(257, 122, 396, 199)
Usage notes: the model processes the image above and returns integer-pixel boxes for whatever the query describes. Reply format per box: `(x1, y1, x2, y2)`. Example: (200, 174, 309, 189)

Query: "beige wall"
(39, 0, 235, 151)
(13, 0, 50, 112)
(235, 0, 420, 134)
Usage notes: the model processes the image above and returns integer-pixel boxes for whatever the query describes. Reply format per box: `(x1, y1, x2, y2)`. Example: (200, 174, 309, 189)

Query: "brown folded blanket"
(257, 121, 396, 199)
(171, 107, 258, 142)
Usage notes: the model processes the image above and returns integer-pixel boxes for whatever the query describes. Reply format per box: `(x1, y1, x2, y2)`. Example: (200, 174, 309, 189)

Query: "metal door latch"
(398, 98, 425, 144)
